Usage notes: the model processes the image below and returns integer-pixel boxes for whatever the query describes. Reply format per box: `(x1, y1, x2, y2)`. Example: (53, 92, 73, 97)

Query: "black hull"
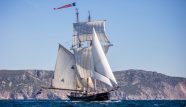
(67, 92, 110, 101)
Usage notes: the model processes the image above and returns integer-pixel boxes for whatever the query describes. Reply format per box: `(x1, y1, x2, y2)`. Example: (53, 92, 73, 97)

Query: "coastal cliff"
(0, 70, 185, 100)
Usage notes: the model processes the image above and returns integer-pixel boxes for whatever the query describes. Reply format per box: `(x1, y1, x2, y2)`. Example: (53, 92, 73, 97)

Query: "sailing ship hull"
(67, 92, 110, 101)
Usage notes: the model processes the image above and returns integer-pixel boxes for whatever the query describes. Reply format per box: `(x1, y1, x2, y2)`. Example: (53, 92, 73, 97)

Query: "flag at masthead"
(54, 2, 76, 10)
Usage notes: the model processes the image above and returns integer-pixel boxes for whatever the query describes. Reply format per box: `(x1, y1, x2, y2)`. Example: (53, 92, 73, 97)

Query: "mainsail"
(52, 44, 82, 91)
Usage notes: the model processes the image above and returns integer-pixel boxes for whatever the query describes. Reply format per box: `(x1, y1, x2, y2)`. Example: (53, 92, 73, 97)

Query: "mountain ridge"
(0, 69, 185, 100)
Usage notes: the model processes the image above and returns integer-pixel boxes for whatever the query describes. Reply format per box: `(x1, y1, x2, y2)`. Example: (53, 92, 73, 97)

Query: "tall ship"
(48, 9, 118, 101)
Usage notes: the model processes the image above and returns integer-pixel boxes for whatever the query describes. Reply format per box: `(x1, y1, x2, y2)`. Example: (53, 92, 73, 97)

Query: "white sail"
(102, 45, 110, 54)
(92, 28, 117, 85)
(73, 46, 94, 89)
(74, 47, 92, 79)
(94, 72, 112, 87)
(52, 44, 82, 90)
(72, 20, 110, 47)
(91, 44, 112, 87)
(81, 77, 94, 89)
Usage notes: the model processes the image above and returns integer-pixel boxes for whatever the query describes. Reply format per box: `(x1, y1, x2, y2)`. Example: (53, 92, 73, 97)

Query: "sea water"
(0, 100, 185, 107)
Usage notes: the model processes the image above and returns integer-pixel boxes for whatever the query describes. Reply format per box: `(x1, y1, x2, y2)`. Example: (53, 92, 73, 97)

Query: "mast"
(87, 11, 97, 93)
(86, 78, 89, 95)
(75, 8, 81, 47)
(88, 11, 91, 22)
(75, 8, 79, 23)
(88, 11, 97, 93)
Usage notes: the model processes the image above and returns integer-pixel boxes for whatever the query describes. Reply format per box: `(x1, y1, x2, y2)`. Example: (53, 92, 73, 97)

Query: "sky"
(0, 0, 186, 77)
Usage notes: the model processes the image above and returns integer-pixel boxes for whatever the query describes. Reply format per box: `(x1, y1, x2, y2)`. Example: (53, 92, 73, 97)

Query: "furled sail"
(72, 20, 110, 46)
(92, 28, 117, 85)
(52, 44, 82, 90)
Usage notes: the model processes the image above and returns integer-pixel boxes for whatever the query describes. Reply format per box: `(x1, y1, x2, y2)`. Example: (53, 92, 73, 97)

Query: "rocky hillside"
(0, 69, 186, 100)
(111, 70, 186, 100)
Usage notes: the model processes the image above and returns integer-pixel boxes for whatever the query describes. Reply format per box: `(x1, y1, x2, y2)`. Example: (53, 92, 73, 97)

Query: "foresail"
(92, 28, 117, 85)
(52, 44, 82, 91)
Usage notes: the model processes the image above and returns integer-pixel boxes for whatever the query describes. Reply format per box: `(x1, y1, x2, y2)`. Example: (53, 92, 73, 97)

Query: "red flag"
(54, 2, 76, 10)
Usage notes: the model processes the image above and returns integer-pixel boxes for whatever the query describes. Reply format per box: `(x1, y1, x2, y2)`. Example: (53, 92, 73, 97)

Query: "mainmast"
(87, 11, 97, 93)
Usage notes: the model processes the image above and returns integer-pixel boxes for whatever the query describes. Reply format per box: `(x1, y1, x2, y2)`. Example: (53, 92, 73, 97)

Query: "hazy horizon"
(0, 0, 186, 77)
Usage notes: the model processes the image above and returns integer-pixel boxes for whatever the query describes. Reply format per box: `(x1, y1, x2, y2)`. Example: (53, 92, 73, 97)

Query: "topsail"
(72, 20, 111, 52)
